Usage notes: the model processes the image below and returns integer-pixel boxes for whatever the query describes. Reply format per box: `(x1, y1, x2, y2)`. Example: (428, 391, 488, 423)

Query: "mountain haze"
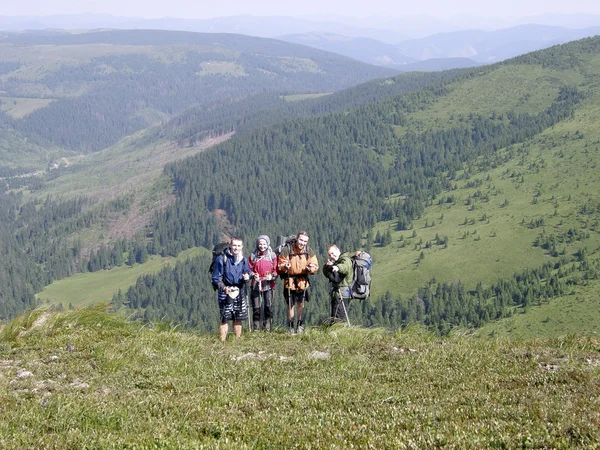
(0, 28, 396, 171)
(2, 34, 600, 340)
(398, 24, 600, 62)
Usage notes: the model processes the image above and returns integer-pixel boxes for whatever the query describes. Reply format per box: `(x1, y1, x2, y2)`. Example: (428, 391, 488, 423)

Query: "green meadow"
(1, 306, 599, 448)
(37, 247, 207, 308)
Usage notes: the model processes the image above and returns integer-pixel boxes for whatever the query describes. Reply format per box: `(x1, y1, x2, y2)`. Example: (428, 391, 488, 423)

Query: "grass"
(0, 306, 599, 448)
(38, 130, 232, 201)
(369, 63, 600, 302)
(476, 281, 600, 339)
(199, 61, 246, 76)
(281, 93, 331, 102)
(0, 96, 54, 118)
(36, 247, 207, 308)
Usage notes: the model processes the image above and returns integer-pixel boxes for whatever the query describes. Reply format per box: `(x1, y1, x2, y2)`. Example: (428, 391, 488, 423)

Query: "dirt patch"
(105, 133, 234, 239)
(214, 209, 237, 240)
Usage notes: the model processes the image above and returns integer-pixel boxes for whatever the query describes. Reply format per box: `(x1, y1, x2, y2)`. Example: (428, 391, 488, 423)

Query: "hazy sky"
(2, 0, 600, 19)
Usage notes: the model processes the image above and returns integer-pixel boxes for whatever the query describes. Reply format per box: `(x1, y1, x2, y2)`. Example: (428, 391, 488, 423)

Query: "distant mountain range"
(278, 24, 600, 70)
(0, 29, 396, 166)
(397, 24, 600, 63)
(2, 14, 599, 73)
(3, 12, 600, 42)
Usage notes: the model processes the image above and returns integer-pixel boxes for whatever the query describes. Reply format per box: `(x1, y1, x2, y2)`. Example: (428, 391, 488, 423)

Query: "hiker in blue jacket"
(212, 237, 251, 341)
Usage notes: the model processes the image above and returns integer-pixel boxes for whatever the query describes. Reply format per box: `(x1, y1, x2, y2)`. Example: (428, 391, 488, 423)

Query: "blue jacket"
(211, 248, 251, 291)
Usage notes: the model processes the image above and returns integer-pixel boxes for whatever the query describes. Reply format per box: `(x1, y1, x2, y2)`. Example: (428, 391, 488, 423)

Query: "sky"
(2, 0, 600, 19)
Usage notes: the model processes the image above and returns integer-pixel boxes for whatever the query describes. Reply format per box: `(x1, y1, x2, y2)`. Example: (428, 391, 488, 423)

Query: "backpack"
(209, 242, 230, 290)
(274, 235, 309, 279)
(349, 251, 372, 300)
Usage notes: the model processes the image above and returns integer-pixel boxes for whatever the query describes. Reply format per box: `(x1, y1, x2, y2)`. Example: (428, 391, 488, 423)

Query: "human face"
(230, 239, 243, 256)
(296, 234, 309, 251)
(328, 247, 341, 262)
(257, 239, 268, 252)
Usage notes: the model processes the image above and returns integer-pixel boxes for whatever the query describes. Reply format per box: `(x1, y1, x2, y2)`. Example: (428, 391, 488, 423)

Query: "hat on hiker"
(256, 235, 271, 247)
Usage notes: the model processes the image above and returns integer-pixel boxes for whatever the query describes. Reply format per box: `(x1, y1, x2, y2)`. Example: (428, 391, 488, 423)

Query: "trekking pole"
(259, 278, 264, 331)
(288, 283, 293, 331)
(338, 289, 351, 326)
(245, 281, 251, 332)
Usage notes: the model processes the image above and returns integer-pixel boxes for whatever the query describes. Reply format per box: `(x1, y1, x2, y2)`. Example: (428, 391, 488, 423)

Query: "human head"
(230, 237, 243, 256)
(256, 235, 270, 253)
(296, 231, 309, 251)
(327, 244, 341, 262)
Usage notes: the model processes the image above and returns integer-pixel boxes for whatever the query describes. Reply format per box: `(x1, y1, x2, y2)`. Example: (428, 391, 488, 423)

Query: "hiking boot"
(287, 326, 295, 335)
(296, 325, 304, 334)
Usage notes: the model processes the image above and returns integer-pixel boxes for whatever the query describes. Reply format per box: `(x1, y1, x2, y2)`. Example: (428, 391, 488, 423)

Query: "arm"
(323, 262, 343, 284)
(337, 256, 353, 278)
(306, 252, 319, 275)
(277, 250, 290, 276)
(211, 256, 225, 291)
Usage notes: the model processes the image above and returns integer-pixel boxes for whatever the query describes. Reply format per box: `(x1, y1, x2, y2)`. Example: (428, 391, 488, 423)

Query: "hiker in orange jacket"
(277, 231, 319, 334)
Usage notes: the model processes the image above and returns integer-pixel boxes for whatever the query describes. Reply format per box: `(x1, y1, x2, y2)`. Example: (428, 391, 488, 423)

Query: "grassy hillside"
(476, 280, 600, 339)
(1, 306, 599, 448)
(0, 29, 396, 171)
(36, 247, 207, 308)
(365, 47, 600, 327)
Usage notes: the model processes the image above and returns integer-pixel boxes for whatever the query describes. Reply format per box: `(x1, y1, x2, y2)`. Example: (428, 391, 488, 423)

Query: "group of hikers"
(211, 231, 358, 341)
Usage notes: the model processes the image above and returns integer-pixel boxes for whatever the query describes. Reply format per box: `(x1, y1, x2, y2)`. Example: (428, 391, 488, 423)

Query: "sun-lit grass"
(282, 93, 331, 102)
(370, 71, 600, 304)
(36, 247, 207, 308)
(476, 281, 600, 339)
(1, 306, 599, 448)
(0, 96, 55, 118)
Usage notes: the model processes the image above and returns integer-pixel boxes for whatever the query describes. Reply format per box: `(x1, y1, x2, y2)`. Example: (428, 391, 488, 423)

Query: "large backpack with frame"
(208, 242, 230, 290)
(349, 251, 372, 300)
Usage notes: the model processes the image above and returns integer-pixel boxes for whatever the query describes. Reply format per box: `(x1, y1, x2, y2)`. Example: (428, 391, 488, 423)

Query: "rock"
(233, 353, 256, 362)
(16, 369, 33, 379)
(69, 380, 89, 389)
(308, 351, 330, 360)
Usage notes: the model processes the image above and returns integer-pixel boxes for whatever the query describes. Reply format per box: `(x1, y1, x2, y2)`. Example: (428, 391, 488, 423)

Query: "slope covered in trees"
(0, 29, 396, 170)
(5, 37, 600, 334)
(110, 37, 600, 332)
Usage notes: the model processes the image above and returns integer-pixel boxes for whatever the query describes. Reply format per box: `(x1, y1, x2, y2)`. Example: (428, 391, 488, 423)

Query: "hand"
(265, 274, 272, 281)
(254, 273, 260, 281)
(332, 266, 339, 273)
(242, 273, 250, 281)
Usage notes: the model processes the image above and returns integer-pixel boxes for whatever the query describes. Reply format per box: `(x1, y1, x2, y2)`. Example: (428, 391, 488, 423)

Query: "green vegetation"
(476, 281, 600, 339)
(0, 29, 395, 164)
(36, 247, 206, 309)
(3, 36, 600, 339)
(0, 97, 54, 118)
(1, 306, 599, 448)
(281, 93, 331, 101)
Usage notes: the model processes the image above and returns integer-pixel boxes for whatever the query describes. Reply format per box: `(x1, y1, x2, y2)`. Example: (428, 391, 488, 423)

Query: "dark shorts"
(218, 288, 248, 323)
(283, 289, 309, 304)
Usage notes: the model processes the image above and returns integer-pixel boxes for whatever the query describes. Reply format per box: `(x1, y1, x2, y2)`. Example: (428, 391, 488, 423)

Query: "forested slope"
(121, 37, 600, 333)
(4, 37, 600, 336)
(0, 29, 396, 170)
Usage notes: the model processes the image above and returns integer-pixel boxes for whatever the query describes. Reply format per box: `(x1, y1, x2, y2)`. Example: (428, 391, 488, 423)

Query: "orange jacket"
(277, 242, 319, 291)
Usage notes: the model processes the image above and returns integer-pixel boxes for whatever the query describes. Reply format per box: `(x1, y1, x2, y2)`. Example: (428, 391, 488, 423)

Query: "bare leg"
(296, 301, 305, 324)
(233, 320, 242, 338)
(219, 323, 228, 342)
